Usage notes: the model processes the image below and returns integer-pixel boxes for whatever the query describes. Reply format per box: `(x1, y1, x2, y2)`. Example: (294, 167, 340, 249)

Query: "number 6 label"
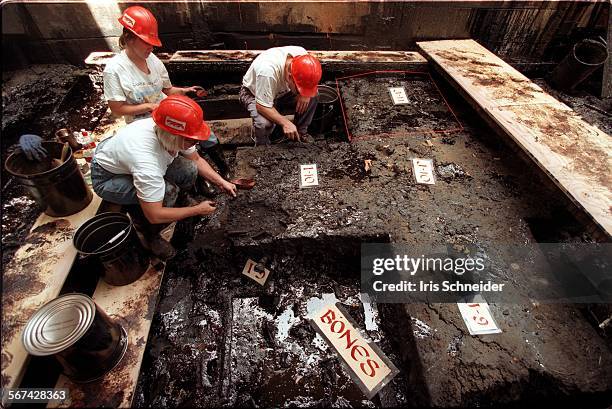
(457, 300, 501, 335)
(300, 164, 319, 188)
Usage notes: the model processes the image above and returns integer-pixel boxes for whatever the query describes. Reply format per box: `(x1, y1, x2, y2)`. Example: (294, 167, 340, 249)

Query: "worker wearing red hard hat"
(104, 5, 231, 194)
(239, 46, 322, 145)
(91, 95, 236, 259)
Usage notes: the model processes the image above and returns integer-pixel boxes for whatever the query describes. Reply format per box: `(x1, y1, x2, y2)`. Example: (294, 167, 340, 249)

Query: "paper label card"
(388, 87, 409, 105)
(309, 303, 398, 399)
(412, 158, 435, 185)
(299, 164, 319, 188)
(457, 300, 502, 335)
(241, 259, 270, 286)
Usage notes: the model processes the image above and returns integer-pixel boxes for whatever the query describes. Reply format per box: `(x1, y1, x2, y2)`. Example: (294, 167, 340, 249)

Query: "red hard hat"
(152, 95, 211, 141)
(291, 54, 322, 97)
(118, 6, 162, 47)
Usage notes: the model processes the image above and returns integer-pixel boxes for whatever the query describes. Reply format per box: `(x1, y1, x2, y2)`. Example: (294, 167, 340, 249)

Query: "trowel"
(230, 178, 256, 190)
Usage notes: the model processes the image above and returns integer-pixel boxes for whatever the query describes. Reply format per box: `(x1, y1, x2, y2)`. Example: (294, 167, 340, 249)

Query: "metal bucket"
(73, 212, 150, 286)
(549, 39, 609, 91)
(22, 293, 127, 383)
(5, 141, 92, 217)
(309, 85, 339, 134)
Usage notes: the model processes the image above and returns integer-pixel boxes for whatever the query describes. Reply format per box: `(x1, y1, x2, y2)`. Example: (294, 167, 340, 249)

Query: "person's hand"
(194, 200, 217, 216)
(18, 134, 47, 161)
(218, 180, 237, 197)
(296, 95, 310, 114)
(186, 86, 207, 97)
(282, 121, 300, 141)
(146, 102, 159, 112)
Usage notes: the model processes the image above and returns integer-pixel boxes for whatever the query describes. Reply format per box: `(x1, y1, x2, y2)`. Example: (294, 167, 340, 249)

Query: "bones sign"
(310, 303, 398, 398)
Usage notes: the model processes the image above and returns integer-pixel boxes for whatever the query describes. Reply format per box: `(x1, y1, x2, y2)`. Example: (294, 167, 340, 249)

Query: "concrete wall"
(2, 1, 608, 70)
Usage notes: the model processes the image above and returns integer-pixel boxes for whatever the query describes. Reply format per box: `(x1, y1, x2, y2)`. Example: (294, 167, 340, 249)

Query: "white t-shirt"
(242, 46, 308, 107)
(103, 51, 172, 123)
(94, 118, 196, 203)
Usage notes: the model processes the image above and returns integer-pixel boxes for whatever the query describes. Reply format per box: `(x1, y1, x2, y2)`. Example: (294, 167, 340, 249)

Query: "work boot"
(269, 127, 286, 144)
(124, 205, 176, 260)
(298, 132, 315, 144)
(201, 143, 231, 180)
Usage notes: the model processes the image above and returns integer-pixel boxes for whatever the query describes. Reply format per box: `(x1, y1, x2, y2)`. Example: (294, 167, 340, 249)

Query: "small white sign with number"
(241, 259, 270, 286)
(388, 87, 409, 105)
(299, 164, 319, 188)
(412, 158, 435, 185)
(457, 300, 502, 335)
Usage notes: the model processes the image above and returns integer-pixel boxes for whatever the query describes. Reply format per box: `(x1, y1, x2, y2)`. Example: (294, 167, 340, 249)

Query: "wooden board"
(48, 263, 164, 408)
(0, 194, 102, 397)
(49, 225, 174, 409)
(417, 39, 612, 237)
(85, 50, 427, 72)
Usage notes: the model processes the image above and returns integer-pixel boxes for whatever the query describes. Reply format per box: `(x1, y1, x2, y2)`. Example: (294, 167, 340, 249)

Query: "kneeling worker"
(91, 95, 237, 259)
(239, 46, 322, 145)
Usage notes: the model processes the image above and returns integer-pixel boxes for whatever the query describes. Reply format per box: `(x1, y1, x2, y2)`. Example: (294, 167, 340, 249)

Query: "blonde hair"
(155, 126, 185, 152)
(118, 27, 137, 50)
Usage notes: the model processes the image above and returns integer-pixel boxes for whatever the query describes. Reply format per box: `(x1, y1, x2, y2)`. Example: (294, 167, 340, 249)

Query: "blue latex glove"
(19, 134, 47, 161)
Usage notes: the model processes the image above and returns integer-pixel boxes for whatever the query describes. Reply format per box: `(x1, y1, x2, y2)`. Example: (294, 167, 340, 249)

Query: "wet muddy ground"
(336, 72, 462, 140)
(134, 74, 611, 406)
(2, 64, 611, 408)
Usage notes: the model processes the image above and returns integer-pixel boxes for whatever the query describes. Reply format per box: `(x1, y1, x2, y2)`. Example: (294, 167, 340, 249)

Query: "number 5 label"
(300, 164, 319, 188)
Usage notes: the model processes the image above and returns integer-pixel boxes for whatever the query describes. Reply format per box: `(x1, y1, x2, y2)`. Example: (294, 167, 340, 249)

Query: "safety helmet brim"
(118, 17, 162, 47)
(296, 83, 318, 98)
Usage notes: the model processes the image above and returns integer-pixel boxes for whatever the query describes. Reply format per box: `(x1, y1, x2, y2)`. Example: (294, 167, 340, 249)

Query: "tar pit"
(3, 58, 612, 408)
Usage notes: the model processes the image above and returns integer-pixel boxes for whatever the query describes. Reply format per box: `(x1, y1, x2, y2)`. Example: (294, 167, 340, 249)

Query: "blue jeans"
(239, 86, 319, 146)
(91, 153, 197, 207)
(198, 130, 218, 150)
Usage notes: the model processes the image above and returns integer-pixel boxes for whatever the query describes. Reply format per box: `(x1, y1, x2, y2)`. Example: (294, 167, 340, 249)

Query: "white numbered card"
(412, 158, 435, 185)
(388, 87, 409, 105)
(241, 259, 270, 286)
(457, 300, 502, 335)
(299, 164, 319, 188)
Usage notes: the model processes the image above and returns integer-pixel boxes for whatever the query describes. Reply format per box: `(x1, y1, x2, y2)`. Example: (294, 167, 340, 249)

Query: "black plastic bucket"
(73, 212, 150, 286)
(5, 141, 92, 217)
(309, 85, 339, 134)
(549, 39, 609, 91)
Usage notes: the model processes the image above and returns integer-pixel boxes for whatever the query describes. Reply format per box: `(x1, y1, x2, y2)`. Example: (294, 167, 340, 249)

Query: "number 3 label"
(241, 259, 270, 286)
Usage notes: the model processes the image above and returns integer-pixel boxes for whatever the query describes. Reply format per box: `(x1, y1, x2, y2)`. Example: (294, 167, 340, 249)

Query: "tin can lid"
(22, 293, 95, 356)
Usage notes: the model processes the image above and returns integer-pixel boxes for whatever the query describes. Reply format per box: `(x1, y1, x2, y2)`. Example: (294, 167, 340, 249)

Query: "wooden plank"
(49, 225, 174, 409)
(1, 112, 123, 402)
(417, 39, 612, 238)
(85, 50, 427, 71)
(0, 194, 102, 398)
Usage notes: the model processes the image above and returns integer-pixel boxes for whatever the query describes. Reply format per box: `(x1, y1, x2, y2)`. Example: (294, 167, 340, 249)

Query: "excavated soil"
(2, 65, 611, 408)
(134, 74, 612, 407)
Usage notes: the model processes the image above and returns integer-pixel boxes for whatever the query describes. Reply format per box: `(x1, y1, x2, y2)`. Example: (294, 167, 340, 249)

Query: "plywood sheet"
(417, 39, 611, 237)
(49, 262, 165, 408)
(49, 224, 175, 408)
(1, 194, 102, 396)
